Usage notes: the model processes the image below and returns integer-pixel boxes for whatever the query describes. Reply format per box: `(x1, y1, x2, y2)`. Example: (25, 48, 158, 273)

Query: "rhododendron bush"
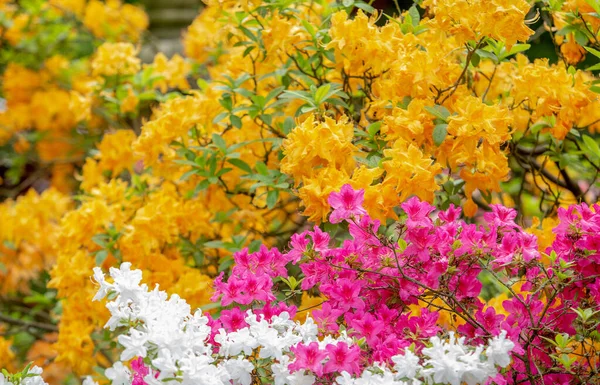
(2, 0, 600, 384)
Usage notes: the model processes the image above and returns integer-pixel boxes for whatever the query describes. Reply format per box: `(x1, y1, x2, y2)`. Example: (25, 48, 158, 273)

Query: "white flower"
(105, 362, 131, 385)
(118, 328, 148, 360)
(0, 373, 11, 385)
(215, 328, 258, 357)
(82, 376, 99, 385)
(485, 331, 514, 368)
(295, 316, 318, 342)
(459, 347, 494, 385)
(152, 348, 179, 379)
(286, 371, 315, 385)
(392, 349, 421, 379)
(21, 366, 47, 385)
(224, 357, 254, 385)
(421, 334, 466, 385)
(272, 356, 291, 385)
(109, 262, 144, 301)
(92, 267, 113, 301)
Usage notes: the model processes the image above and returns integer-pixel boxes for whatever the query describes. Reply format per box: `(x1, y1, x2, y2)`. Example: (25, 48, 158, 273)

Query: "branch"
(0, 311, 58, 332)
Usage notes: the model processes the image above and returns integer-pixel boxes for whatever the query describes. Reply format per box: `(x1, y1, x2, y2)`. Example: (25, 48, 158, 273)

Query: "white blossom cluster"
(90, 262, 514, 385)
(341, 332, 515, 385)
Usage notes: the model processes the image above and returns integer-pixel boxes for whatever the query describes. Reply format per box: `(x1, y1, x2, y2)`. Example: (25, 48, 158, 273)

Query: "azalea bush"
(2, 0, 600, 383)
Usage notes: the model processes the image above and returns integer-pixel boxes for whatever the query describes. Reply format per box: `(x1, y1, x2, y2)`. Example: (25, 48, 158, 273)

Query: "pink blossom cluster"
(210, 185, 600, 384)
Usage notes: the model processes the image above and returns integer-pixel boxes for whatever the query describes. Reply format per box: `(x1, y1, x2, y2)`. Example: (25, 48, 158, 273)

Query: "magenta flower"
(323, 342, 361, 375)
(401, 197, 435, 228)
(327, 184, 367, 223)
(220, 308, 248, 332)
(286, 233, 310, 263)
(289, 342, 328, 376)
(313, 302, 344, 334)
(484, 204, 518, 229)
(131, 357, 150, 385)
(347, 312, 385, 345)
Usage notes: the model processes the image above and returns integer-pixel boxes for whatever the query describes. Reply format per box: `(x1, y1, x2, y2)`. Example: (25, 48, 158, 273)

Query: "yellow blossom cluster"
(0, 188, 72, 294)
(91, 42, 141, 77)
(421, 0, 534, 48)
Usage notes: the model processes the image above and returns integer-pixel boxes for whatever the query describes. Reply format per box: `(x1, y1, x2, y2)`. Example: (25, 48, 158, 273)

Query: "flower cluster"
(87, 261, 513, 385)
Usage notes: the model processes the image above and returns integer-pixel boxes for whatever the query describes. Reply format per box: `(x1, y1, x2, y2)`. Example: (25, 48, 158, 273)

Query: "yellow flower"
(281, 114, 357, 185)
(149, 53, 191, 93)
(91, 42, 141, 77)
(120, 87, 139, 114)
(0, 336, 15, 372)
(422, 0, 534, 48)
(560, 37, 586, 65)
(297, 167, 350, 223)
(2, 63, 42, 106)
(381, 139, 442, 203)
(83, 0, 148, 42)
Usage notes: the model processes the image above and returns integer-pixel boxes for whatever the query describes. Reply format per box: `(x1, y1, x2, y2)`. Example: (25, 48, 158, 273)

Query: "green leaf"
(476, 49, 499, 64)
(433, 124, 448, 146)
(367, 121, 381, 137)
(196, 78, 208, 90)
(265, 86, 285, 103)
(95, 250, 108, 265)
(582, 135, 600, 159)
(585, 45, 600, 59)
(424, 105, 451, 121)
(212, 134, 227, 152)
(266, 190, 278, 209)
(301, 19, 316, 38)
(255, 161, 269, 176)
(506, 44, 531, 57)
(471, 51, 481, 67)
(227, 158, 252, 173)
(213, 111, 228, 124)
(313, 84, 331, 104)
(204, 240, 226, 248)
(282, 117, 295, 134)
(354, 2, 376, 13)
(230, 114, 243, 129)
(219, 95, 233, 111)
(408, 6, 420, 26)
(91, 234, 109, 248)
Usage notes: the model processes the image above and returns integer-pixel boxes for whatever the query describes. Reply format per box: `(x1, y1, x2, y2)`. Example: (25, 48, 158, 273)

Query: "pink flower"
(347, 311, 385, 345)
(286, 233, 310, 263)
(309, 226, 330, 252)
(401, 197, 435, 228)
(438, 204, 461, 223)
(238, 274, 275, 305)
(328, 184, 367, 223)
(484, 205, 518, 229)
(323, 342, 361, 375)
(212, 272, 245, 306)
(289, 342, 328, 376)
(313, 302, 344, 333)
(255, 302, 297, 320)
(322, 278, 365, 311)
(220, 308, 248, 332)
(131, 357, 150, 385)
